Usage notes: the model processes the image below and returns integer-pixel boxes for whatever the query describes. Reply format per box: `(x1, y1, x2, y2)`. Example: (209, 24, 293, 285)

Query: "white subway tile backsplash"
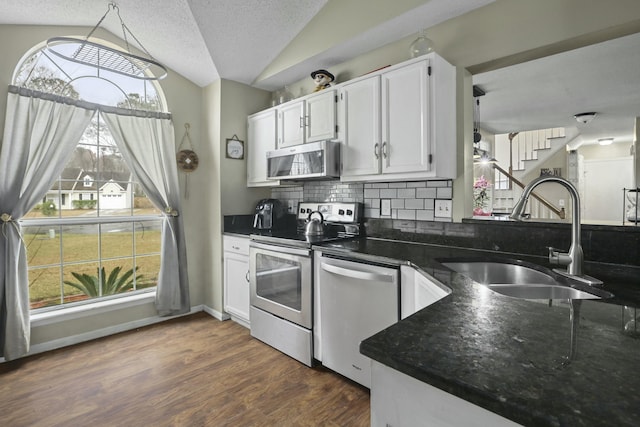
(271, 179, 453, 228)
(371, 183, 390, 189)
(364, 188, 380, 198)
(407, 181, 427, 188)
(388, 182, 407, 188)
(405, 199, 424, 209)
(437, 187, 453, 199)
(391, 199, 404, 209)
(427, 180, 450, 188)
(380, 189, 397, 198)
(416, 188, 437, 199)
(364, 199, 378, 208)
(397, 188, 416, 199)
(424, 199, 435, 210)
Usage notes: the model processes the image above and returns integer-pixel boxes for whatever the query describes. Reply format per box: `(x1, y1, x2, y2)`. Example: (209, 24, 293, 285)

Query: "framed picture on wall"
(226, 137, 244, 159)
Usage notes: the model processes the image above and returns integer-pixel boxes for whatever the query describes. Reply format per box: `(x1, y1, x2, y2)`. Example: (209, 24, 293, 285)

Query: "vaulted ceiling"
(2, 0, 640, 146)
(0, 0, 492, 89)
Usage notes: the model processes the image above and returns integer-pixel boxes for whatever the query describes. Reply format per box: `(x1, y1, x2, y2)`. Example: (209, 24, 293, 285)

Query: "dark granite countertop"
(318, 238, 640, 427)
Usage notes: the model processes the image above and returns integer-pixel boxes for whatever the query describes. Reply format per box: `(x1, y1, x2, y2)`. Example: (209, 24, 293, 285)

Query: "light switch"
(434, 199, 452, 218)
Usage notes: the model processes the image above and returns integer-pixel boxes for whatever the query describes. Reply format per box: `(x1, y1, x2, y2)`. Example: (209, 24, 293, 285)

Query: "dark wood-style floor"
(0, 312, 370, 426)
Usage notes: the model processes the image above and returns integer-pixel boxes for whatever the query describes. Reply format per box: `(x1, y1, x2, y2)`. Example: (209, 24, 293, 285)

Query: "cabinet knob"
(374, 143, 380, 159)
(232, 245, 240, 250)
(245, 271, 250, 282)
(382, 142, 388, 158)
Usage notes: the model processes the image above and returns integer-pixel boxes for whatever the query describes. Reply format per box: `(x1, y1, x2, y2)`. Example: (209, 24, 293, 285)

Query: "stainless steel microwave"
(266, 140, 340, 180)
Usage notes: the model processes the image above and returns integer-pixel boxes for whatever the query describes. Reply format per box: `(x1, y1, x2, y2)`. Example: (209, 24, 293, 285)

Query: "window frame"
(14, 37, 168, 313)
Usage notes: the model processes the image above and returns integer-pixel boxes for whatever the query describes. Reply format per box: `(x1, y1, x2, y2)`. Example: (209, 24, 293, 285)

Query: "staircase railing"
(493, 163, 566, 219)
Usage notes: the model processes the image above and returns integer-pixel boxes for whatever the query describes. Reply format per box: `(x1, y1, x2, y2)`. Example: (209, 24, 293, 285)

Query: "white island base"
(371, 361, 521, 427)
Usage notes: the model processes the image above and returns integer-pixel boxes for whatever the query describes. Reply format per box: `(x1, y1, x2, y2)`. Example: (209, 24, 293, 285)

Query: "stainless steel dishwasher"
(316, 252, 399, 388)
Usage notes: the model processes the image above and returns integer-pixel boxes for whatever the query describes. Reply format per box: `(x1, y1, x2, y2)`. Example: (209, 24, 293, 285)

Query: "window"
(15, 38, 166, 311)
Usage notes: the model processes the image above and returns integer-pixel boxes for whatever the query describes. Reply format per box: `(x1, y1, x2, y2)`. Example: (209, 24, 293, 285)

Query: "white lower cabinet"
(223, 235, 250, 327)
(371, 361, 521, 427)
(400, 265, 451, 319)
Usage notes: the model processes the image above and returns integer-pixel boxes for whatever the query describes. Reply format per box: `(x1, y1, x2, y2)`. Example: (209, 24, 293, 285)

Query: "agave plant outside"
(64, 266, 143, 298)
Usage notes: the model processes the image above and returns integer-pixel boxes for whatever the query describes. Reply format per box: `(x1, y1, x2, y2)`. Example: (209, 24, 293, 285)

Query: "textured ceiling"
(0, 0, 492, 89)
(3, 0, 635, 146)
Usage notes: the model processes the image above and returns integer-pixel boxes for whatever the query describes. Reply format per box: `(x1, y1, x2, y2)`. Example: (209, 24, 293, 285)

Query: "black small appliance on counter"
(253, 198, 285, 230)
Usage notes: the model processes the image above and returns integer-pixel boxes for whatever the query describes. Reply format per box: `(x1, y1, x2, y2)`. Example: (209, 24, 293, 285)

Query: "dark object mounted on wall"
(473, 85, 485, 143)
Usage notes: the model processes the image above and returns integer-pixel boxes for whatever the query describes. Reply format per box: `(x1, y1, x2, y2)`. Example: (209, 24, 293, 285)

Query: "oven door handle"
(250, 241, 311, 257)
(320, 262, 395, 283)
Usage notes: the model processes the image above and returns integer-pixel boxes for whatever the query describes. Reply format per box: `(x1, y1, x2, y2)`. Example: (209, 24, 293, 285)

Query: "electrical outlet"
(381, 199, 392, 216)
(434, 199, 452, 218)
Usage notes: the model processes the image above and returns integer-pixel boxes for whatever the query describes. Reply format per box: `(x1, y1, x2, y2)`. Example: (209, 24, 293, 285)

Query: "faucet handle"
(548, 246, 571, 266)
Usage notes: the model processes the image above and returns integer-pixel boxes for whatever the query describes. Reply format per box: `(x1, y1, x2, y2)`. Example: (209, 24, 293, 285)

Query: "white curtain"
(102, 112, 190, 316)
(0, 88, 95, 360)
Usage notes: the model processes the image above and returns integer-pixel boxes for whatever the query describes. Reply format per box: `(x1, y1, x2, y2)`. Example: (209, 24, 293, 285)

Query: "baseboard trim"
(17, 306, 205, 361)
(204, 305, 230, 321)
(1, 305, 233, 363)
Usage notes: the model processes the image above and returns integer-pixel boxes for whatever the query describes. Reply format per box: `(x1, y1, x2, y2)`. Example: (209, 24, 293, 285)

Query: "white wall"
(203, 79, 272, 313)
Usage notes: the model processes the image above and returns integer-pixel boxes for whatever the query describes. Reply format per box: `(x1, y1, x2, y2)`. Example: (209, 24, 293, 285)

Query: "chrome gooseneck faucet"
(509, 175, 602, 286)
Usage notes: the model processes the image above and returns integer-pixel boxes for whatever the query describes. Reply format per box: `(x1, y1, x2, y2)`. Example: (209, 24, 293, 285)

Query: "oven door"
(249, 242, 312, 329)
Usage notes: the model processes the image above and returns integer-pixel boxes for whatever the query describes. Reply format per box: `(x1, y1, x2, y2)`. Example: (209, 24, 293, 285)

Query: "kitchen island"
(319, 237, 640, 426)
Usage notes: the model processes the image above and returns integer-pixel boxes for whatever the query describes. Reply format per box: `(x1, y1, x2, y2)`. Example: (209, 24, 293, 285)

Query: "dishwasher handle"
(320, 261, 395, 283)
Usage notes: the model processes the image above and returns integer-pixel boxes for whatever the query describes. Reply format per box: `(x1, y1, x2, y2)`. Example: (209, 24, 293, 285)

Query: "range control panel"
(297, 202, 362, 223)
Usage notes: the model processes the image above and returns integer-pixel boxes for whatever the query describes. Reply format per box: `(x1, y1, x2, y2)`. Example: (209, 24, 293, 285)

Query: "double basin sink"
(440, 259, 614, 300)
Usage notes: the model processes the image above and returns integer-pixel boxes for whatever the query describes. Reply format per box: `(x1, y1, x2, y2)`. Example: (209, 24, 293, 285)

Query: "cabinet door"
(340, 77, 381, 177)
(278, 100, 305, 148)
(305, 90, 336, 142)
(247, 109, 277, 187)
(224, 251, 250, 324)
(381, 59, 431, 175)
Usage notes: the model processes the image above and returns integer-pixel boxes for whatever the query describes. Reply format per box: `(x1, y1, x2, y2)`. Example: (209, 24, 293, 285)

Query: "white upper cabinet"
(247, 108, 279, 187)
(277, 100, 305, 148)
(340, 76, 381, 177)
(381, 59, 431, 175)
(277, 89, 337, 148)
(340, 53, 457, 182)
(305, 89, 337, 142)
(248, 52, 456, 186)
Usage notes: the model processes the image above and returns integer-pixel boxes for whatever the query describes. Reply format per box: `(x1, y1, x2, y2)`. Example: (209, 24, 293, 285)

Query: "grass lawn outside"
(23, 208, 163, 309)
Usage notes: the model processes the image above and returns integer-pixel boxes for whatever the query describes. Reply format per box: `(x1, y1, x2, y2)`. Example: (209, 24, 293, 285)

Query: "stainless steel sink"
(442, 261, 556, 286)
(486, 283, 601, 300)
(441, 260, 611, 300)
